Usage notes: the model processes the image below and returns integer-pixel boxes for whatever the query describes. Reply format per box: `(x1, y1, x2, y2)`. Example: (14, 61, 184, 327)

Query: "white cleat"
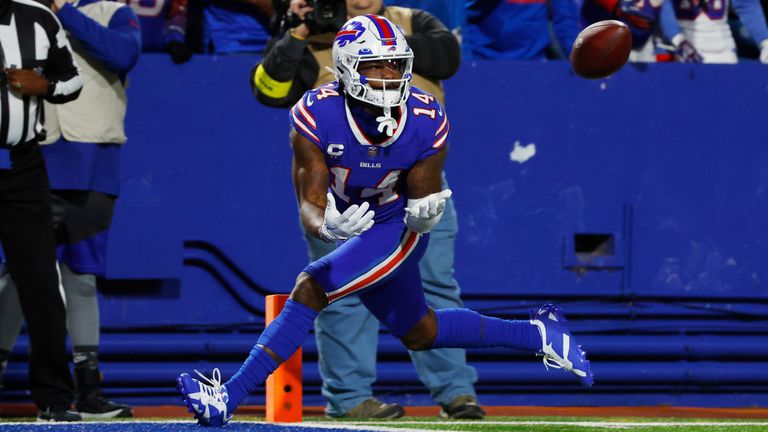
(530, 304, 594, 388)
(177, 368, 233, 426)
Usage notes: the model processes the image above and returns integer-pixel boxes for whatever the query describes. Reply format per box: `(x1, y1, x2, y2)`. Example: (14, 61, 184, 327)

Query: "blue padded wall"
(2, 56, 767, 407)
(445, 62, 768, 300)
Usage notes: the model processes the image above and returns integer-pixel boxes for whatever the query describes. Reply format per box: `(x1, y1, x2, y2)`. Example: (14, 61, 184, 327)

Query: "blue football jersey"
(581, 0, 659, 49)
(289, 83, 449, 225)
(120, 0, 185, 51)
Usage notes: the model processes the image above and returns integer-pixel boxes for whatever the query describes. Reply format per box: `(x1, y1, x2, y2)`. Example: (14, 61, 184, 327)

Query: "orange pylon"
(265, 294, 303, 423)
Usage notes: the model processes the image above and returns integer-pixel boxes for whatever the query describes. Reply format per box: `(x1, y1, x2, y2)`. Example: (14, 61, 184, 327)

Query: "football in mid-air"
(570, 20, 632, 79)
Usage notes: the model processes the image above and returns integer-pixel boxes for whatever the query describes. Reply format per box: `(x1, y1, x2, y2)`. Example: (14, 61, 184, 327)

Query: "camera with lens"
(271, 0, 347, 36)
(306, 0, 347, 33)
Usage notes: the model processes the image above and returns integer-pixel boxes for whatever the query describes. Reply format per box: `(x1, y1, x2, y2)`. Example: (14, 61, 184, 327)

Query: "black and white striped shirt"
(0, 0, 81, 146)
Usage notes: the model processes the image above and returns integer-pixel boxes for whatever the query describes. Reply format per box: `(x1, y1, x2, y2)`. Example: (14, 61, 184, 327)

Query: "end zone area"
(2, 418, 768, 432)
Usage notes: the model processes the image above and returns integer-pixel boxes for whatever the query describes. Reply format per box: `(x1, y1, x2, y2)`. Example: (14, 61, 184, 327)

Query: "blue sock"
(224, 299, 318, 410)
(432, 308, 540, 351)
(224, 346, 277, 412)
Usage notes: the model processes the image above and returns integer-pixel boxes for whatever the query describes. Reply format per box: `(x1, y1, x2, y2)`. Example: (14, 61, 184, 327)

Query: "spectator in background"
(666, 0, 768, 63)
(463, 0, 580, 60)
(251, 0, 484, 421)
(582, 0, 658, 61)
(120, 0, 192, 63)
(0, 0, 140, 419)
(0, 0, 82, 421)
(387, 0, 465, 31)
(201, 0, 272, 55)
(581, 0, 686, 62)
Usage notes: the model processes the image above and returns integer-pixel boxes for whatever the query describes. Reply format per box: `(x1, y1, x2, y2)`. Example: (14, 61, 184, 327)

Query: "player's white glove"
(672, 34, 702, 63)
(404, 189, 452, 234)
(318, 193, 375, 242)
(760, 39, 768, 64)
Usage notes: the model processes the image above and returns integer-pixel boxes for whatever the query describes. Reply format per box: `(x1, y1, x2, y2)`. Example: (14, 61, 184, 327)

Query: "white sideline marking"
(297, 423, 434, 431)
(348, 420, 768, 428)
(0, 422, 426, 432)
(352, 419, 768, 427)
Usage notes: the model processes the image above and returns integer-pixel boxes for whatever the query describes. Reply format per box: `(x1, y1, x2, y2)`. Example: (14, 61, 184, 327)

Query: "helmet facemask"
(344, 56, 413, 110)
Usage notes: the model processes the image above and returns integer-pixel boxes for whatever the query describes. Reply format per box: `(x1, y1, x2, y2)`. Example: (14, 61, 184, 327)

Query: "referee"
(0, 0, 83, 422)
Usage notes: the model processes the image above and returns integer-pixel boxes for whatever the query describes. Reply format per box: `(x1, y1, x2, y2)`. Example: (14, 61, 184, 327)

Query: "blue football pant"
(304, 223, 430, 336)
(308, 197, 478, 416)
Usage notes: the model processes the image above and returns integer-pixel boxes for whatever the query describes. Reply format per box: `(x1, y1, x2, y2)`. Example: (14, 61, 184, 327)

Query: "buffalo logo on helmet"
(335, 21, 366, 47)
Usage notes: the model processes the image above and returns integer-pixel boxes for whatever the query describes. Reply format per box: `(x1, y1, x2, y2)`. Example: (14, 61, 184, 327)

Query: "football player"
(176, 15, 594, 426)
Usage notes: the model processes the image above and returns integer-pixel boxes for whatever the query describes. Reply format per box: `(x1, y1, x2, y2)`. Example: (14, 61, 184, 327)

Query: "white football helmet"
(332, 15, 414, 109)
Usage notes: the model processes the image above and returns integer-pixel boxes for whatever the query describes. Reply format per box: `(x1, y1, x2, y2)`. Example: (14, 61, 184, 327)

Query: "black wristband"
(46, 80, 56, 97)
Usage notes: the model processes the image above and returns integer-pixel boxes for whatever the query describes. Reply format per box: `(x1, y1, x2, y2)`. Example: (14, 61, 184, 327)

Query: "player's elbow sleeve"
(252, 63, 293, 100)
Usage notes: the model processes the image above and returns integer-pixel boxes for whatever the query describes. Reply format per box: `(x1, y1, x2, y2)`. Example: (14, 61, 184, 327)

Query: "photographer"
(251, 0, 459, 108)
(250, 0, 482, 420)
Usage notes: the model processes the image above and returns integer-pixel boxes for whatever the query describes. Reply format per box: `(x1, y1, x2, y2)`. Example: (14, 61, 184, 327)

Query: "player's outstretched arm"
(406, 147, 446, 198)
(404, 148, 451, 234)
(291, 129, 330, 238)
(291, 130, 375, 241)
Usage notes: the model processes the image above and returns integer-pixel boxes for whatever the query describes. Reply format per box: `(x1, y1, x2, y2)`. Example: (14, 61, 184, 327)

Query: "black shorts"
(50, 190, 116, 276)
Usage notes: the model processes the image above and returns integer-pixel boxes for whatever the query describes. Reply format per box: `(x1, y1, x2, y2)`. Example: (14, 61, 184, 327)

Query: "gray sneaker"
(439, 395, 485, 420)
(339, 397, 405, 419)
